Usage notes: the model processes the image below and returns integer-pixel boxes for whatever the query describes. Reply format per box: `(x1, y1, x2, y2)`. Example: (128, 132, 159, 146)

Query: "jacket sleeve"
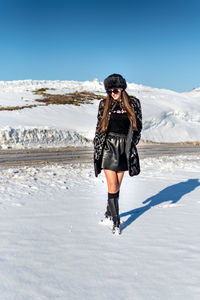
(93, 100, 105, 176)
(97, 100, 105, 129)
(93, 99, 104, 144)
(132, 97, 142, 145)
(93, 99, 106, 160)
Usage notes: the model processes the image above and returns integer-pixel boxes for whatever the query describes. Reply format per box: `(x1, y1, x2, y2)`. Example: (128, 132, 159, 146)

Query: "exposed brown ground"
(0, 89, 105, 111)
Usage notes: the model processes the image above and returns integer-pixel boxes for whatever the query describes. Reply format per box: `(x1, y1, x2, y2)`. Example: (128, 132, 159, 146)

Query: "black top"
(107, 102, 130, 135)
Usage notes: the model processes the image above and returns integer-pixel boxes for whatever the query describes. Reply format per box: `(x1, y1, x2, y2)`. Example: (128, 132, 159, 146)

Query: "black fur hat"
(104, 73, 127, 91)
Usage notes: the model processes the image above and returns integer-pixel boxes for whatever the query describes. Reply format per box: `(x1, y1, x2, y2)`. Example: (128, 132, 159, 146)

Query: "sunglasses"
(107, 88, 121, 95)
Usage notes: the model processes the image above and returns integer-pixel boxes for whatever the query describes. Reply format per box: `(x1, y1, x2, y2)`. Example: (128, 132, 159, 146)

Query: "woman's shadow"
(120, 179, 200, 233)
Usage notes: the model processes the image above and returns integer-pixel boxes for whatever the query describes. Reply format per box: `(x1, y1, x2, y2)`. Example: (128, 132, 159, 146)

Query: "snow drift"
(0, 127, 92, 150)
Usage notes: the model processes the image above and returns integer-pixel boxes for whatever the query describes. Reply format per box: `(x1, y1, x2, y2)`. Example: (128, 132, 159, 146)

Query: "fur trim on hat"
(104, 73, 127, 91)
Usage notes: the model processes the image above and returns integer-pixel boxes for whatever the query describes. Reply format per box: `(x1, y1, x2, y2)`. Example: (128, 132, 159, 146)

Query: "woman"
(93, 74, 142, 235)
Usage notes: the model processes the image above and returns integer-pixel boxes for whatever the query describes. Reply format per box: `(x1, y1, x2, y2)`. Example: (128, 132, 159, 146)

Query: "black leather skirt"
(101, 132, 128, 172)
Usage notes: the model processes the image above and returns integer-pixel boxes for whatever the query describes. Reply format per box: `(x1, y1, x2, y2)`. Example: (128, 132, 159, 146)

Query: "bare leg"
(103, 169, 125, 193)
(104, 169, 118, 193)
(117, 171, 125, 190)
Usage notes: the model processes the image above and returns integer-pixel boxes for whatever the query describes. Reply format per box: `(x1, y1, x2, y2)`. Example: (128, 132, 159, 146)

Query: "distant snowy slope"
(185, 86, 200, 94)
(0, 79, 199, 149)
(140, 87, 200, 142)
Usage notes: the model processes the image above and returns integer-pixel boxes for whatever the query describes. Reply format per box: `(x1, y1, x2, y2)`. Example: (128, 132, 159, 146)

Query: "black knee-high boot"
(105, 202, 111, 218)
(105, 191, 120, 218)
(114, 193, 119, 216)
(108, 191, 120, 227)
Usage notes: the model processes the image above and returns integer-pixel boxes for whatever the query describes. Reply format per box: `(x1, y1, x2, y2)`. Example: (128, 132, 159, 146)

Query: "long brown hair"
(98, 90, 138, 133)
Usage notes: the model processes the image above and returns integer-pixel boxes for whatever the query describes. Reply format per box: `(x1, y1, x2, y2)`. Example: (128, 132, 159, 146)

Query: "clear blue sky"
(0, 0, 200, 92)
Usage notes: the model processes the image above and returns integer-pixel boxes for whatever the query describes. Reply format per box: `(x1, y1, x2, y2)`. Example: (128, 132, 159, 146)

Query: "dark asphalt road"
(0, 143, 199, 167)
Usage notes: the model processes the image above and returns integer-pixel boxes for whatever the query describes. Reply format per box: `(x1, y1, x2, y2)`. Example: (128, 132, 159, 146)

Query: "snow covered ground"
(0, 79, 200, 299)
(1, 154, 200, 300)
(0, 79, 200, 149)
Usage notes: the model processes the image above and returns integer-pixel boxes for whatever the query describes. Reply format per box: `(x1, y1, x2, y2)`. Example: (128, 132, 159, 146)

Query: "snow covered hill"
(0, 79, 199, 149)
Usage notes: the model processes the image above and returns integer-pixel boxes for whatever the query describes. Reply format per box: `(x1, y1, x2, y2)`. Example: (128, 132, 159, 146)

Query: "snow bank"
(0, 127, 92, 149)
